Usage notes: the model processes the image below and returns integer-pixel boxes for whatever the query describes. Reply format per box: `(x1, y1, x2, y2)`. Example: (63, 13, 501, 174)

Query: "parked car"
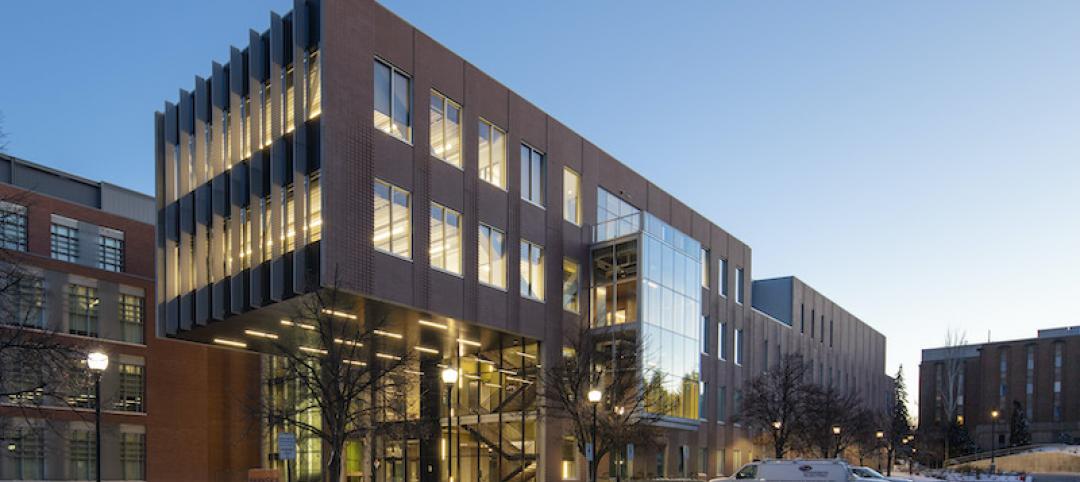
(709, 459, 866, 482)
(852, 466, 913, 482)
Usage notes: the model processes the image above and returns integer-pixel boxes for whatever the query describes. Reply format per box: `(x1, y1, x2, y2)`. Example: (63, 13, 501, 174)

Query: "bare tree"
(541, 323, 663, 482)
(740, 353, 812, 459)
(797, 385, 869, 458)
(936, 329, 967, 462)
(255, 276, 420, 482)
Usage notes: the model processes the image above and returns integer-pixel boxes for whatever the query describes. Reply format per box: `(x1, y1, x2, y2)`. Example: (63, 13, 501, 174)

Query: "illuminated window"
(563, 167, 581, 225)
(307, 171, 322, 242)
(374, 179, 411, 258)
(0, 201, 27, 251)
(68, 284, 99, 337)
(520, 144, 545, 206)
(307, 50, 322, 119)
(98, 230, 124, 272)
(478, 223, 506, 289)
(478, 119, 506, 188)
(283, 184, 296, 252)
(562, 258, 580, 313)
(701, 248, 709, 288)
(51, 221, 79, 262)
(373, 59, 411, 143)
(520, 239, 544, 300)
(120, 294, 144, 344)
(242, 96, 252, 158)
(116, 363, 145, 412)
(284, 64, 296, 134)
(430, 91, 461, 167)
(241, 206, 252, 268)
(261, 196, 272, 261)
(562, 436, 579, 480)
(429, 203, 462, 275)
(261, 81, 272, 148)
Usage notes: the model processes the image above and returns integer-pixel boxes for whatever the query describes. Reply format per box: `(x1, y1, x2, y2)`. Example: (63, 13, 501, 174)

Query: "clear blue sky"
(2, 1, 1078, 410)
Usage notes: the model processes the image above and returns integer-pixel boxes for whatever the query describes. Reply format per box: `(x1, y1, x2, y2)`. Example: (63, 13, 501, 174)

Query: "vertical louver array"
(156, 0, 323, 336)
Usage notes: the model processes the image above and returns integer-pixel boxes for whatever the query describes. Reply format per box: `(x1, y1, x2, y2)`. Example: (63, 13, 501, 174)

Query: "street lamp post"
(442, 367, 458, 482)
(990, 409, 1000, 474)
(87, 351, 109, 482)
(832, 426, 842, 459)
(772, 421, 783, 459)
(875, 431, 884, 471)
(588, 388, 602, 482)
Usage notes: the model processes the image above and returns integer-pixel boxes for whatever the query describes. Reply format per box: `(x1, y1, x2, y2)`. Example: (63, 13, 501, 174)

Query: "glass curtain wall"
(640, 214, 703, 420)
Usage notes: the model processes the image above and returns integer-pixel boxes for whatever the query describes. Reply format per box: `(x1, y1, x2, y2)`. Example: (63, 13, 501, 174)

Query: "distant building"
(0, 153, 259, 481)
(919, 326, 1079, 450)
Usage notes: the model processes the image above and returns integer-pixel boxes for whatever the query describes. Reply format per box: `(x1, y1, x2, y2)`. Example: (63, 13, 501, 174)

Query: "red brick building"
(0, 153, 260, 481)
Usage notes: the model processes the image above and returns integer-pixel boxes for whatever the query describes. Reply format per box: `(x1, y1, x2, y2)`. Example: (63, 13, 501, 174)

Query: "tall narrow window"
(478, 224, 506, 289)
(734, 328, 744, 366)
(562, 436, 579, 480)
(1026, 345, 1035, 419)
(735, 267, 744, 304)
(701, 248, 709, 288)
(261, 196, 272, 261)
(0, 202, 27, 251)
(429, 203, 462, 275)
(283, 184, 296, 252)
(307, 171, 322, 242)
(284, 64, 296, 133)
(261, 81, 272, 148)
(999, 349, 1009, 409)
(717, 385, 727, 421)
(563, 167, 581, 225)
(242, 97, 252, 158)
(520, 239, 544, 300)
(562, 258, 580, 313)
(241, 206, 252, 268)
(306, 50, 322, 119)
(98, 229, 124, 272)
(70, 430, 96, 480)
(702, 316, 710, 354)
(9, 428, 44, 479)
(478, 119, 506, 188)
(374, 179, 411, 258)
(116, 362, 145, 412)
(51, 220, 79, 262)
(718, 322, 728, 360)
(68, 285, 99, 337)
(520, 144, 545, 206)
(829, 319, 834, 347)
(373, 59, 411, 143)
(119, 294, 145, 344)
(719, 258, 728, 297)
(121, 432, 146, 480)
(430, 91, 461, 167)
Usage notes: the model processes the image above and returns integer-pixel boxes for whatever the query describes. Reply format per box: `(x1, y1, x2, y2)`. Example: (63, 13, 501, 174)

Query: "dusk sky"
(2, 1, 1078, 414)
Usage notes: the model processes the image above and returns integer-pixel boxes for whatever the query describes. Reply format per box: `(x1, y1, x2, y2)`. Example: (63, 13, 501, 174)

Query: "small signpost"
(278, 433, 296, 482)
(585, 442, 594, 462)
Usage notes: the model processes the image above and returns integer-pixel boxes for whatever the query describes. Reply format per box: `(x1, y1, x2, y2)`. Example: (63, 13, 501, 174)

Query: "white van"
(711, 459, 869, 482)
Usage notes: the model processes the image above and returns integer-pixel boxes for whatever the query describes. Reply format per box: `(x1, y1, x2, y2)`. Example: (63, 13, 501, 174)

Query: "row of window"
(373, 59, 588, 227)
(170, 50, 321, 201)
(0, 428, 144, 480)
(699, 249, 745, 305)
(0, 207, 127, 272)
(373, 178, 582, 312)
(2, 277, 145, 344)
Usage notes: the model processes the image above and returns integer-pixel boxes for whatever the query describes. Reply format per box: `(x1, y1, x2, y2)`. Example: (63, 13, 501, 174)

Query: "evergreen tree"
(885, 366, 913, 475)
(1009, 400, 1032, 447)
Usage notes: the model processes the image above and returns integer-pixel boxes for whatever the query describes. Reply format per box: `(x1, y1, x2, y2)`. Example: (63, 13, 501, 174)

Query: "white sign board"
(278, 432, 297, 460)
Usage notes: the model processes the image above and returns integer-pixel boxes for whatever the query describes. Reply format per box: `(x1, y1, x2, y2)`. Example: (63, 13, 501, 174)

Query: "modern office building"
(153, 1, 890, 481)
(0, 153, 259, 481)
(919, 326, 1079, 450)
